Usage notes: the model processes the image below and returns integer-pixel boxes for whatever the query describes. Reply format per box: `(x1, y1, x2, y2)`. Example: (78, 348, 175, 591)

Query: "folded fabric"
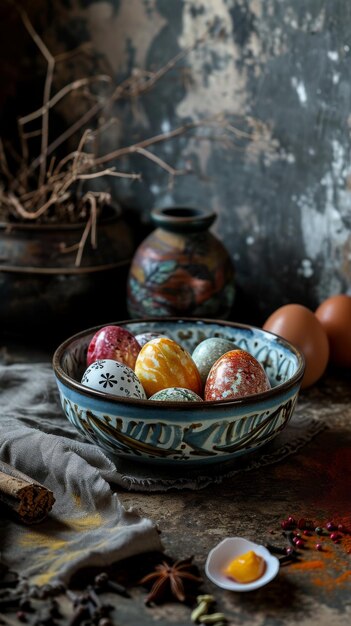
(0, 363, 162, 586)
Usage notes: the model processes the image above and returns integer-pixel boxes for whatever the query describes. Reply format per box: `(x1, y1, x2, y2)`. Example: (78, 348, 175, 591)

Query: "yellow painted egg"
(135, 337, 202, 398)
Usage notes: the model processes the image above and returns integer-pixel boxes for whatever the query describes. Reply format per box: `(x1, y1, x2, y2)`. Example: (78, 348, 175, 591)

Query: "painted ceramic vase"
(127, 207, 235, 318)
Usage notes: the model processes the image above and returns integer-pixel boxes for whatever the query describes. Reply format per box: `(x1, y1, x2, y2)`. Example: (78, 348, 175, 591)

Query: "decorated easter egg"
(81, 359, 146, 399)
(149, 387, 203, 402)
(134, 331, 168, 347)
(87, 325, 141, 369)
(135, 337, 202, 398)
(205, 349, 271, 401)
(192, 337, 239, 385)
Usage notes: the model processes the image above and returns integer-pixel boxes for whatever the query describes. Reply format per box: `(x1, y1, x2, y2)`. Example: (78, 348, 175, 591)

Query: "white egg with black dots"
(81, 359, 146, 399)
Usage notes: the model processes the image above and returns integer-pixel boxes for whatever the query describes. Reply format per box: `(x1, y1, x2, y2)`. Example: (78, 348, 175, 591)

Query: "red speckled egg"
(135, 337, 202, 398)
(204, 349, 271, 401)
(87, 325, 141, 369)
(315, 294, 351, 367)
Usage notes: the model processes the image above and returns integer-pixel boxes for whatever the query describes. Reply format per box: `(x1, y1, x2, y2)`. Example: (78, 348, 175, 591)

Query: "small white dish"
(205, 537, 280, 592)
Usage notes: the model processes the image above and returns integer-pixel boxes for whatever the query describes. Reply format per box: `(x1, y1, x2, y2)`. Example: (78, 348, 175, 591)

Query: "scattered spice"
(264, 542, 287, 555)
(94, 572, 130, 598)
(139, 556, 202, 604)
(191, 595, 215, 623)
(268, 513, 351, 592)
(190, 595, 227, 625)
(278, 554, 299, 566)
(289, 560, 325, 571)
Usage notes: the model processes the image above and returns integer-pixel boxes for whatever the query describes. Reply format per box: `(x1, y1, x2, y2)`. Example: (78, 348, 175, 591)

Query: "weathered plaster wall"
(1, 0, 351, 322)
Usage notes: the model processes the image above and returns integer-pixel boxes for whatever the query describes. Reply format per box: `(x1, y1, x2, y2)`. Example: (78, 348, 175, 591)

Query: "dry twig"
(0, 5, 265, 264)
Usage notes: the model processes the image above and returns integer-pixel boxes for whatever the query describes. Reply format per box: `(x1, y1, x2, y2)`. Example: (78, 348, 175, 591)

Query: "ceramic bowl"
(205, 537, 280, 591)
(52, 318, 305, 467)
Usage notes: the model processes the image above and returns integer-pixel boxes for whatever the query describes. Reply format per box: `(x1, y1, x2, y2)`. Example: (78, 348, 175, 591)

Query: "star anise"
(139, 556, 202, 604)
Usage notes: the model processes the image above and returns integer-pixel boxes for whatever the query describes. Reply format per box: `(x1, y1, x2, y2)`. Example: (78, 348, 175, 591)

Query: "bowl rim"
(52, 317, 305, 410)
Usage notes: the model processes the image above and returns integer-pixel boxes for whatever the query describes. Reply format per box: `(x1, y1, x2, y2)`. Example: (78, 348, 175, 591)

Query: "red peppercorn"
(326, 521, 337, 531)
(288, 516, 297, 526)
(285, 547, 294, 556)
(315, 543, 323, 551)
(281, 520, 291, 530)
(297, 518, 306, 529)
(330, 532, 341, 542)
(295, 539, 305, 549)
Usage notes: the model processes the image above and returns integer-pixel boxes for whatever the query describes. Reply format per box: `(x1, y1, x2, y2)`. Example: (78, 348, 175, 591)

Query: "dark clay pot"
(127, 207, 235, 319)
(0, 206, 135, 345)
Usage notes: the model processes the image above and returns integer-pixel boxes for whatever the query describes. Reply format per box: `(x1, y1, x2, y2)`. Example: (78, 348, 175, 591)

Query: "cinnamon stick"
(0, 460, 55, 524)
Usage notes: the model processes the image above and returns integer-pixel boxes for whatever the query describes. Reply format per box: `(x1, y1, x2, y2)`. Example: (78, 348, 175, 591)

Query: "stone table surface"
(1, 338, 351, 626)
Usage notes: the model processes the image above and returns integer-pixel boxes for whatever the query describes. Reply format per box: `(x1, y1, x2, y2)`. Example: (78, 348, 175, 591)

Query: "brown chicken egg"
(315, 294, 351, 367)
(263, 303, 329, 388)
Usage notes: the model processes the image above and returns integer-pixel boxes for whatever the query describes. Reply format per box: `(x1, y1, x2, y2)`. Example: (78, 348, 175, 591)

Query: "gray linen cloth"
(0, 363, 163, 587)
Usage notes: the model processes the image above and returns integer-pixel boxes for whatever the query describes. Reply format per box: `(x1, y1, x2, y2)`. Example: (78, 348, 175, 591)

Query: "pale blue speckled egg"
(149, 387, 203, 402)
(192, 337, 239, 385)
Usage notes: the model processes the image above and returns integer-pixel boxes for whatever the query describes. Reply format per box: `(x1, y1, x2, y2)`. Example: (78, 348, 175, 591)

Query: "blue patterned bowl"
(52, 318, 305, 467)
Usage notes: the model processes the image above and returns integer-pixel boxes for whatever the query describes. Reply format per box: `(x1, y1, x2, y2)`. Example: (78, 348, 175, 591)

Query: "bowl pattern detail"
(54, 319, 304, 466)
(58, 390, 298, 462)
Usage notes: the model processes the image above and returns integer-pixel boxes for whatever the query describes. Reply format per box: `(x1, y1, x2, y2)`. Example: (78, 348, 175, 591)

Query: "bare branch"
(0, 140, 13, 183)
(77, 169, 141, 181)
(94, 116, 224, 167)
(0, 9, 263, 265)
(26, 27, 212, 173)
(74, 212, 92, 267)
(133, 146, 185, 177)
(54, 41, 94, 64)
(19, 75, 112, 125)
(17, 5, 55, 189)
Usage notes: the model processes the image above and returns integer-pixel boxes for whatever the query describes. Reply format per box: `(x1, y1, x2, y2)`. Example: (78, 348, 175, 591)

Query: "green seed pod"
(196, 595, 216, 604)
(191, 600, 210, 623)
(199, 613, 227, 624)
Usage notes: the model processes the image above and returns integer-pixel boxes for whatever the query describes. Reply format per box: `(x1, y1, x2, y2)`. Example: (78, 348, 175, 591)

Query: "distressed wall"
(1, 0, 351, 323)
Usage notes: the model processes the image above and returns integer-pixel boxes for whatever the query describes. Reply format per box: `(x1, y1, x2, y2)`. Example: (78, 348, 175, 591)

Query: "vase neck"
(151, 207, 216, 233)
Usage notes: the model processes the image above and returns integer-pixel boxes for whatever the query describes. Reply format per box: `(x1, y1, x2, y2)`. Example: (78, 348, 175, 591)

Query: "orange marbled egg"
(205, 349, 271, 401)
(134, 337, 202, 398)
